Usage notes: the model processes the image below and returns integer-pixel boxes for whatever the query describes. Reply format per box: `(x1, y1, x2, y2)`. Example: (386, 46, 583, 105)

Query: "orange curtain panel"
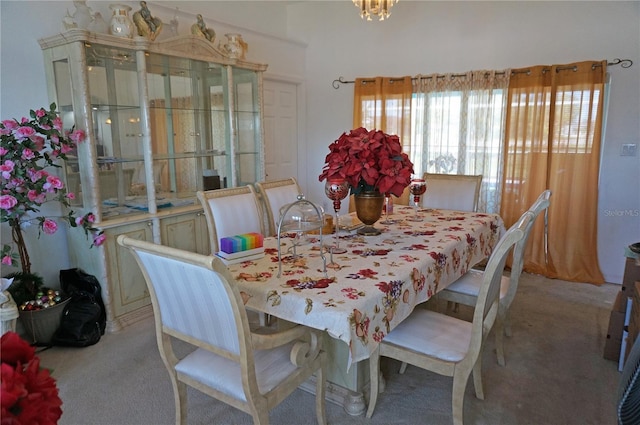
(501, 61, 607, 284)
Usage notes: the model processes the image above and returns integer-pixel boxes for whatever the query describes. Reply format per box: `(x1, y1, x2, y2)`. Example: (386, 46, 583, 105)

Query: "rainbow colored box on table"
(216, 233, 265, 265)
(220, 232, 264, 254)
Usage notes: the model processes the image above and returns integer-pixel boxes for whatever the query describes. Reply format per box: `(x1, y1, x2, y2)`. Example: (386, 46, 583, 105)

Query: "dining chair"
(366, 213, 528, 425)
(197, 185, 265, 254)
(197, 186, 271, 326)
(254, 178, 302, 236)
(437, 190, 551, 366)
(117, 236, 327, 425)
(421, 173, 483, 212)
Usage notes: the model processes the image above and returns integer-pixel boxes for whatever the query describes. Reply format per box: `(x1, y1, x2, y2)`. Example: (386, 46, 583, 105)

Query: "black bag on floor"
(51, 268, 106, 347)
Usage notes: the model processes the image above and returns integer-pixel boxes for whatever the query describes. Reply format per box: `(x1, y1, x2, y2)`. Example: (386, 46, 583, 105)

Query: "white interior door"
(263, 80, 298, 181)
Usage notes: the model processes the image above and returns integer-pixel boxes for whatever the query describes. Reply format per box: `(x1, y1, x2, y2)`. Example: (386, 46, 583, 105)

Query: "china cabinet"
(39, 29, 267, 331)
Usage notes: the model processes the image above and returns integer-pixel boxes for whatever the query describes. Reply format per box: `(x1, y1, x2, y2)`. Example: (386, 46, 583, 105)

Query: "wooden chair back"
(421, 173, 483, 212)
(197, 186, 264, 253)
(255, 178, 302, 236)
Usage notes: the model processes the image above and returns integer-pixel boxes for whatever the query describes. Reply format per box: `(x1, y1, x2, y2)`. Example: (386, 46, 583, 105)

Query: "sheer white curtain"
(412, 70, 510, 213)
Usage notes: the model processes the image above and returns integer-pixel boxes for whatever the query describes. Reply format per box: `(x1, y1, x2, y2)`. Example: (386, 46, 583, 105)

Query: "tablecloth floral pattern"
(229, 206, 503, 367)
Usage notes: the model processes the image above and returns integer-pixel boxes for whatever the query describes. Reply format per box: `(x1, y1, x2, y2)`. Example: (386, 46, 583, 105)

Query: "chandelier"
(353, 0, 398, 21)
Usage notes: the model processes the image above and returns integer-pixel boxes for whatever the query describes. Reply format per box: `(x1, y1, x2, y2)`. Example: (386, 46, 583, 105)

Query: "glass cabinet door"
(85, 43, 144, 217)
(50, 58, 83, 207)
(146, 54, 230, 201)
(232, 67, 261, 186)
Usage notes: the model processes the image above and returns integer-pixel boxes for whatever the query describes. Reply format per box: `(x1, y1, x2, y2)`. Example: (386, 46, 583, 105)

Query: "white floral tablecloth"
(229, 206, 504, 368)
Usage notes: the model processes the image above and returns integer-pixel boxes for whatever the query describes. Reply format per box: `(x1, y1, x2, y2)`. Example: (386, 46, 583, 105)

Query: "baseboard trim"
(105, 305, 154, 333)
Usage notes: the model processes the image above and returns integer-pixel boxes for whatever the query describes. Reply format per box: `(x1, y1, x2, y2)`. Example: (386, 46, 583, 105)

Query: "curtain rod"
(331, 58, 633, 89)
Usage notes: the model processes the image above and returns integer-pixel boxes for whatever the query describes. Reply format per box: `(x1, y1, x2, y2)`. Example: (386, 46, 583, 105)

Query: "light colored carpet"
(37, 272, 621, 425)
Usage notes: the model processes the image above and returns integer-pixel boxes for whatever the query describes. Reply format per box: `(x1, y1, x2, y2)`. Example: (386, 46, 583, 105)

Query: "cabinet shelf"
(87, 151, 230, 165)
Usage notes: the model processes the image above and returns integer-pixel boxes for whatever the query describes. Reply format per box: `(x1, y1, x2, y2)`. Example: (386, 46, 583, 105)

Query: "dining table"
(227, 205, 504, 414)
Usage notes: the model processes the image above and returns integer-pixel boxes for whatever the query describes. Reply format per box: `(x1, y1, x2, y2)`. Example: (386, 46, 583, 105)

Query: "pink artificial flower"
(21, 148, 35, 160)
(27, 190, 46, 204)
(43, 175, 64, 192)
(66, 192, 75, 200)
(85, 213, 96, 224)
(0, 160, 15, 179)
(4, 178, 19, 190)
(52, 117, 63, 131)
(93, 233, 106, 247)
(75, 216, 84, 226)
(0, 147, 6, 156)
(15, 126, 35, 139)
(1, 120, 18, 130)
(28, 169, 46, 183)
(42, 219, 58, 235)
(68, 129, 86, 144)
(0, 195, 18, 210)
(35, 108, 46, 118)
(1, 255, 12, 266)
(31, 135, 45, 151)
(60, 143, 74, 154)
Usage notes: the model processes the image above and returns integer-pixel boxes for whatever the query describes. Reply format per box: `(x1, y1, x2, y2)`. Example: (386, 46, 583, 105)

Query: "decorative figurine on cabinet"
(222, 33, 248, 60)
(191, 14, 215, 42)
(133, 1, 163, 41)
(63, 0, 93, 30)
(87, 12, 109, 34)
(72, 0, 93, 29)
(166, 9, 179, 37)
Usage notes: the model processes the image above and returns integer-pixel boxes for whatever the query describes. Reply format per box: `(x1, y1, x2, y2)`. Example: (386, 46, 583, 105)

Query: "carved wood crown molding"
(38, 29, 267, 72)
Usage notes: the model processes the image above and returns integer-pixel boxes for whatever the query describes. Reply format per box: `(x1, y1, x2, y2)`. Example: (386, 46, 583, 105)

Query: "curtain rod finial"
(609, 58, 633, 68)
(333, 77, 353, 89)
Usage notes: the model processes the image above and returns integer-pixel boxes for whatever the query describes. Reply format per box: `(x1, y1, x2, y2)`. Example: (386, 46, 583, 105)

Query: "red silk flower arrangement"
(318, 127, 414, 197)
(0, 331, 62, 424)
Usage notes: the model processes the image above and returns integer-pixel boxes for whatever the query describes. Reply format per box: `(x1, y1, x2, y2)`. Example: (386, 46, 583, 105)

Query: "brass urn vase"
(354, 190, 384, 236)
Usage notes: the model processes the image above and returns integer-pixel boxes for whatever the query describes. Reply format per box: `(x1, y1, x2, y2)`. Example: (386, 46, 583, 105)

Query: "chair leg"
(503, 309, 512, 338)
(399, 361, 408, 374)
(495, 315, 506, 367)
(366, 347, 381, 419)
(472, 356, 485, 400)
(451, 370, 471, 425)
(252, 407, 269, 425)
(446, 300, 460, 313)
(315, 363, 327, 425)
(174, 380, 188, 425)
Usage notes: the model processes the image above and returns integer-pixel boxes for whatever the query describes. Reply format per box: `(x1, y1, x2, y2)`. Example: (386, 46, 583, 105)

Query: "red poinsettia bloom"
(319, 127, 414, 198)
(0, 332, 62, 424)
(0, 332, 35, 367)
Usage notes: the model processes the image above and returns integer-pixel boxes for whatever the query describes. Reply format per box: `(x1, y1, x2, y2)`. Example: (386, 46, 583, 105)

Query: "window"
(410, 72, 509, 213)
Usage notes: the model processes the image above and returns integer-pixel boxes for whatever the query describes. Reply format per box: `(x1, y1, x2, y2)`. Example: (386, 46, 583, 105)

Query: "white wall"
(1, 1, 638, 284)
